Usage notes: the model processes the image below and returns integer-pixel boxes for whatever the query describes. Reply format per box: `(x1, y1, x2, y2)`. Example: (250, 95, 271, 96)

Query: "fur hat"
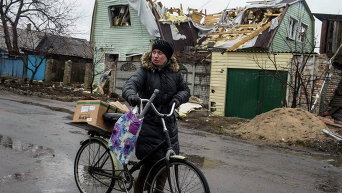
(152, 40, 174, 60)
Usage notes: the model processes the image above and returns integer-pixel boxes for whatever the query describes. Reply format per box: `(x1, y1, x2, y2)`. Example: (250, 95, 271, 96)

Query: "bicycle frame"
(81, 89, 184, 193)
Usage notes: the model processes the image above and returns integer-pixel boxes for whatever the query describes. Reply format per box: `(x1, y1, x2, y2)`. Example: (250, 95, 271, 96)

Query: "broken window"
(298, 23, 308, 42)
(104, 54, 118, 69)
(125, 53, 142, 62)
(288, 17, 298, 40)
(108, 5, 131, 26)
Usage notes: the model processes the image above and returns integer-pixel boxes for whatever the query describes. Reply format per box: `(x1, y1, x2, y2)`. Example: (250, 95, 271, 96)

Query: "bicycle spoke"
(75, 139, 115, 193)
(149, 159, 209, 193)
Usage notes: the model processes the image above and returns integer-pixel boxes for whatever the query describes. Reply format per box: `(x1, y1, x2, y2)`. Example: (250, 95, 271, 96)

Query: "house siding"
(209, 52, 292, 116)
(271, 1, 315, 53)
(91, 0, 155, 61)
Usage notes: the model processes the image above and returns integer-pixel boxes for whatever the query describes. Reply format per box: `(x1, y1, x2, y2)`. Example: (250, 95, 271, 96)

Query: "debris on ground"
(319, 116, 342, 128)
(189, 96, 203, 104)
(236, 108, 328, 144)
(178, 103, 202, 117)
(109, 101, 129, 113)
(1, 78, 341, 154)
(179, 107, 342, 154)
(233, 108, 342, 153)
(177, 96, 204, 117)
(322, 129, 342, 141)
(0, 78, 123, 102)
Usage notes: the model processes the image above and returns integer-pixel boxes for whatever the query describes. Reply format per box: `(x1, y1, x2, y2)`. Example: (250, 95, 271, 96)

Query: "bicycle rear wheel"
(74, 139, 115, 193)
(148, 158, 210, 193)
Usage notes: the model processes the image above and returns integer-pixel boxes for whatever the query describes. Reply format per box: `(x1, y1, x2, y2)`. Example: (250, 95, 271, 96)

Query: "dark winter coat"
(122, 52, 190, 162)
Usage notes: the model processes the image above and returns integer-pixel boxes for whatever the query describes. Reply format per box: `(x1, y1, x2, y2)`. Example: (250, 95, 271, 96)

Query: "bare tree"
(88, 48, 112, 94)
(251, 25, 320, 111)
(0, 0, 77, 56)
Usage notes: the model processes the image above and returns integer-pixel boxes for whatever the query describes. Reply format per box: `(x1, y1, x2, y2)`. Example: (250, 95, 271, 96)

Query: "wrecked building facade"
(200, 0, 317, 118)
(90, 0, 156, 73)
(313, 13, 342, 114)
(90, 0, 211, 103)
(90, 0, 329, 119)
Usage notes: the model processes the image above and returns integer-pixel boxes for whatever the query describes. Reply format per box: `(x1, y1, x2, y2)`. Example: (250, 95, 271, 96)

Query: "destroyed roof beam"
(208, 30, 254, 36)
(227, 21, 273, 51)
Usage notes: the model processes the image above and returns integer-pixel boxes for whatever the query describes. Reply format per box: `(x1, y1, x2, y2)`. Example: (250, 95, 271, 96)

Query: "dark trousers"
(134, 162, 167, 193)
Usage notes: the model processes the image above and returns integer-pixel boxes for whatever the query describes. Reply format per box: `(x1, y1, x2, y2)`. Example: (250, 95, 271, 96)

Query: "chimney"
(26, 23, 31, 31)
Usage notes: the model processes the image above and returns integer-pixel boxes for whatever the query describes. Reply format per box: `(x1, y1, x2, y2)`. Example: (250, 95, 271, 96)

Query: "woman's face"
(152, 49, 168, 67)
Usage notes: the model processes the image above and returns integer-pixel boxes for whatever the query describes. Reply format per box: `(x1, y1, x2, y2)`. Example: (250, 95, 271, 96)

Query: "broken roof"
(0, 25, 45, 52)
(313, 13, 342, 21)
(127, 0, 312, 52)
(0, 25, 92, 59)
(35, 35, 93, 60)
(197, 0, 313, 51)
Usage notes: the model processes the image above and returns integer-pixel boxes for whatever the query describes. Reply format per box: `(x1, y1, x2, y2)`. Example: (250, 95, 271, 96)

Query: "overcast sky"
(72, 0, 342, 41)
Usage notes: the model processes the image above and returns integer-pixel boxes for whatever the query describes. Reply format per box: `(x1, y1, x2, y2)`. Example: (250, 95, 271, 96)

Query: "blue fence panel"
(0, 52, 24, 78)
(26, 55, 46, 80)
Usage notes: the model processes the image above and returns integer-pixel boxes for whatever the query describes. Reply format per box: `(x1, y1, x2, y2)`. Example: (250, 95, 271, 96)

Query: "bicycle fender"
(171, 155, 186, 159)
(80, 137, 123, 171)
(80, 137, 108, 146)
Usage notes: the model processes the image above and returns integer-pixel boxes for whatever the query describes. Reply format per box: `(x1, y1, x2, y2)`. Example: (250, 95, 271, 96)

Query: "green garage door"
(225, 69, 287, 119)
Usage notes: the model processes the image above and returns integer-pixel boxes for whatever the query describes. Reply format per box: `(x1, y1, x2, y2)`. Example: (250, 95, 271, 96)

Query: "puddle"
(308, 153, 342, 168)
(184, 154, 224, 169)
(323, 158, 342, 168)
(0, 98, 73, 114)
(0, 135, 55, 158)
(0, 172, 27, 184)
(258, 144, 342, 168)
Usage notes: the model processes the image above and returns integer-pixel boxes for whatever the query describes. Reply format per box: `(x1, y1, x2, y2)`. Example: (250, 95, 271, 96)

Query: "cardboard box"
(72, 99, 123, 131)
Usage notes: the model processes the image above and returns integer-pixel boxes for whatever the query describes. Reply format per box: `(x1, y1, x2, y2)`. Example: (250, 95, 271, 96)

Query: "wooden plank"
(227, 21, 273, 51)
(320, 20, 328, 53)
(208, 30, 253, 36)
(264, 13, 281, 17)
(234, 24, 261, 28)
(208, 36, 239, 41)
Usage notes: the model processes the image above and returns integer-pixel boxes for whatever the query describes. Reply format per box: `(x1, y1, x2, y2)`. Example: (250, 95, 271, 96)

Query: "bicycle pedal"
(128, 160, 138, 165)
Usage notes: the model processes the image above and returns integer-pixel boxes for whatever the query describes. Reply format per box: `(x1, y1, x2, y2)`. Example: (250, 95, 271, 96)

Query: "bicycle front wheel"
(148, 158, 210, 193)
(74, 139, 115, 193)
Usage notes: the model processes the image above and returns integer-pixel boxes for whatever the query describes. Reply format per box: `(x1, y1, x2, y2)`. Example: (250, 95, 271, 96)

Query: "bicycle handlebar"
(137, 89, 176, 119)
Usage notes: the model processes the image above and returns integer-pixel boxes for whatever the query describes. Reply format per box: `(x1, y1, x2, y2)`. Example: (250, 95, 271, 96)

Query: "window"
(298, 23, 308, 42)
(288, 17, 298, 40)
(108, 5, 131, 26)
(104, 54, 118, 69)
(125, 53, 141, 62)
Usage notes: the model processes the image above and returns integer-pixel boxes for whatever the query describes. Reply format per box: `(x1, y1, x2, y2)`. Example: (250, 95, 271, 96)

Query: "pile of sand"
(235, 108, 329, 144)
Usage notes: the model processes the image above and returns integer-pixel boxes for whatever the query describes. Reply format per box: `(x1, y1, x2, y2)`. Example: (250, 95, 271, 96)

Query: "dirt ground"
(1, 79, 341, 154)
(0, 79, 123, 102)
(181, 109, 342, 154)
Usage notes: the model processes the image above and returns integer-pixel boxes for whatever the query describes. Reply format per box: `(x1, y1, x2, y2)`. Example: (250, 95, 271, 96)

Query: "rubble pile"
(236, 108, 329, 144)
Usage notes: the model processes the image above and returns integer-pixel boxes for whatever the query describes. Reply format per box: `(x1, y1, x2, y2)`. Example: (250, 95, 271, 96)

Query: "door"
(225, 69, 287, 119)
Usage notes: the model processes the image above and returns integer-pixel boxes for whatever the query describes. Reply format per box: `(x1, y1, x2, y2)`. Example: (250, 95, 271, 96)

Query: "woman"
(122, 39, 190, 193)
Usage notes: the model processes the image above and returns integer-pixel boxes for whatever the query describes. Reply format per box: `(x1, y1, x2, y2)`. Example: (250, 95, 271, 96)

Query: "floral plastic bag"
(108, 108, 143, 165)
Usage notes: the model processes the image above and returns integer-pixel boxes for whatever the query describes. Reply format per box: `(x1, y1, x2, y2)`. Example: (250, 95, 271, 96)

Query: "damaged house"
(91, 0, 324, 119)
(0, 25, 93, 83)
(90, 0, 209, 100)
(199, 0, 317, 118)
(313, 13, 342, 116)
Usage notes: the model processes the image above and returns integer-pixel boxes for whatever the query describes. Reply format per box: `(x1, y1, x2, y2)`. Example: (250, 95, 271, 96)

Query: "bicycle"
(74, 89, 210, 193)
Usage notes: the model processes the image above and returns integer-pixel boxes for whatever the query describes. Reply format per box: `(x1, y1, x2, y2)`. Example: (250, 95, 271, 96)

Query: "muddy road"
(0, 92, 341, 193)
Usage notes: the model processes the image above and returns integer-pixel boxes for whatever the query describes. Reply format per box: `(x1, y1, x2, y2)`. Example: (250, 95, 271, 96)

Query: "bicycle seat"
(103, 113, 122, 127)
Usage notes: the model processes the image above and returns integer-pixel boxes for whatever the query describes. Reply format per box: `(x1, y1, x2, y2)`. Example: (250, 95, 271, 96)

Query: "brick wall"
(286, 54, 342, 113)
